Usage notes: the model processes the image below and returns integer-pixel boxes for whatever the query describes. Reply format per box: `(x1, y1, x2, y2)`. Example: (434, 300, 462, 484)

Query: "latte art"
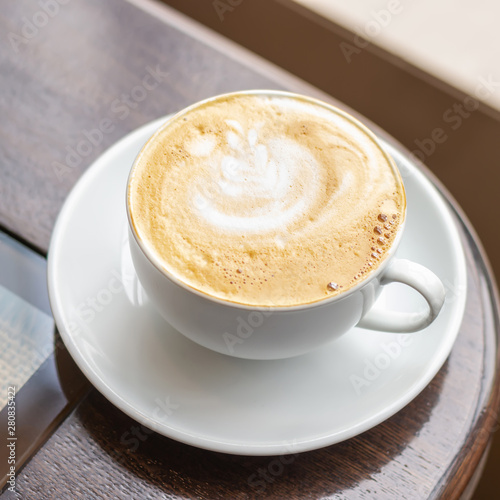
(128, 93, 406, 306)
(191, 122, 321, 235)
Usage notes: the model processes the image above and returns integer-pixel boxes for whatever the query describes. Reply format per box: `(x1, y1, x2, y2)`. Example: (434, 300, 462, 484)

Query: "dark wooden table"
(1, 0, 499, 498)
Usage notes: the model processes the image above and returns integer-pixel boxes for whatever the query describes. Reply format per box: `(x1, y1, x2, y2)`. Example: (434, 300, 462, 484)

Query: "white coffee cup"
(126, 91, 445, 360)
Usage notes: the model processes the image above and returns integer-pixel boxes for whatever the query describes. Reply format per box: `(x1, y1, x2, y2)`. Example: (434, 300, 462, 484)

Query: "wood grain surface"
(0, 0, 499, 499)
(0, 0, 318, 253)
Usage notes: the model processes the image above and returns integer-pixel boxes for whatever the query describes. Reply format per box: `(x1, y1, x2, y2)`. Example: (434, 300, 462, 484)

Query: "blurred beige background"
(296, 0, 500, 110)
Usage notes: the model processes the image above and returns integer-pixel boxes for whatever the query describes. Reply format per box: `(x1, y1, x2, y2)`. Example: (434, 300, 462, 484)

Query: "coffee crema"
(128, 93, 406, 307)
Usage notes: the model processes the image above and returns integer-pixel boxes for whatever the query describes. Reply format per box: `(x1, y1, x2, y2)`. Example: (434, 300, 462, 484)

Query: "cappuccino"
(128, 92, 405, 307)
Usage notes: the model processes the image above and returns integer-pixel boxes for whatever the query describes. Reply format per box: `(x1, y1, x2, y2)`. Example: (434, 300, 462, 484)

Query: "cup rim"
(126, 89, 407, 311)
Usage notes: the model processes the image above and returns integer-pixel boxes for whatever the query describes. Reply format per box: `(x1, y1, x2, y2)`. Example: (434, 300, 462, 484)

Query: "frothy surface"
(128, 93, 406, 306)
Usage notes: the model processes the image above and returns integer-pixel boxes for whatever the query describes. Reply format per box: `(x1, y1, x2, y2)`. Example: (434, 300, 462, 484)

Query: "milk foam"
(129, 93, 406, 307)
(191, 123, 321, 233)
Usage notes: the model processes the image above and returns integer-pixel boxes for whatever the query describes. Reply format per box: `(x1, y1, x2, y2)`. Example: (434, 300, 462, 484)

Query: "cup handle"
(357, 258, 446, 333)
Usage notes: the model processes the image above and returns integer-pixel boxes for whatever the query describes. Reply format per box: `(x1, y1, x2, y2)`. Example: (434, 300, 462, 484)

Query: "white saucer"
(48, 116, 467, 456)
